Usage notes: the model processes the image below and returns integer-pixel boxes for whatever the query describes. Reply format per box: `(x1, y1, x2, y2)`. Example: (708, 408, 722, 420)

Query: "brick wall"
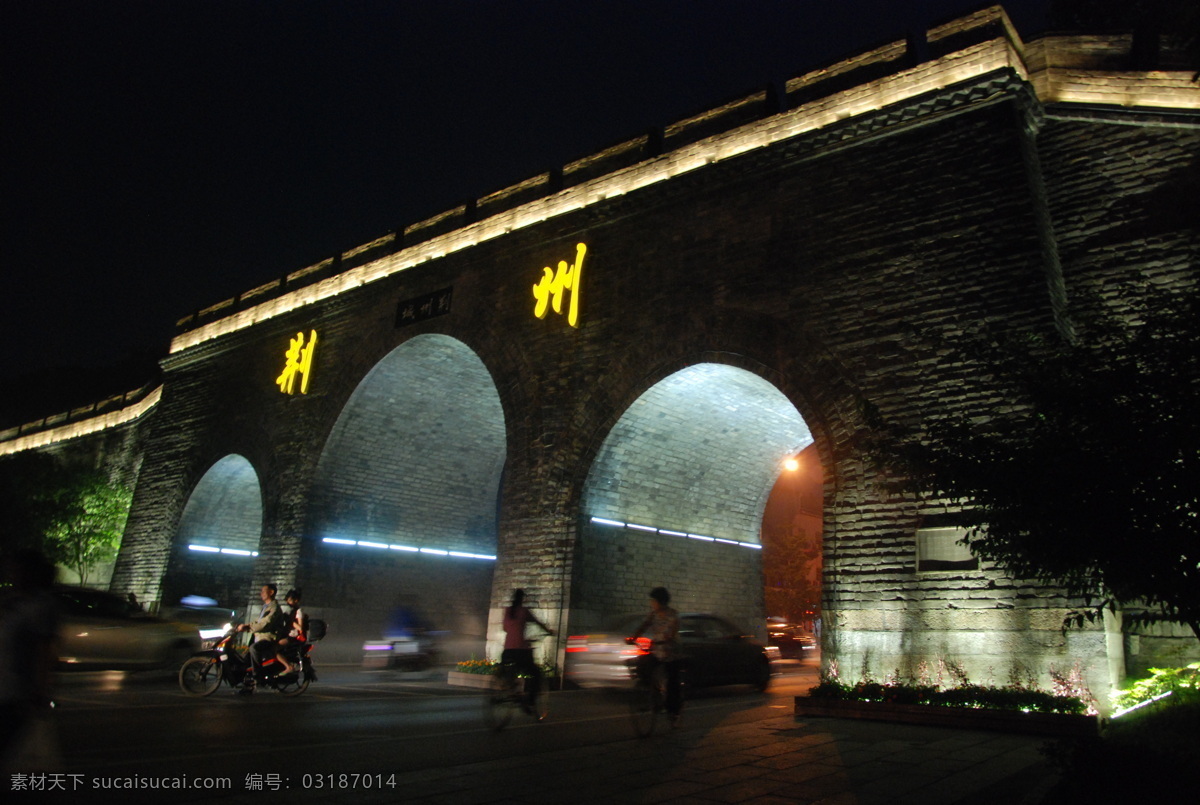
(572, 520, 764, 639)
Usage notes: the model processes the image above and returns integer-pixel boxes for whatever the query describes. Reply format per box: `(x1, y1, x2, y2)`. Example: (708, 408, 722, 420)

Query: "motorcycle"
(179, 620, 324, 697)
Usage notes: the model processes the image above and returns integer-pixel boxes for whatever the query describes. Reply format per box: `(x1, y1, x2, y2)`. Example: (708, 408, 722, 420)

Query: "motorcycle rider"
(238, 584, 285, 691)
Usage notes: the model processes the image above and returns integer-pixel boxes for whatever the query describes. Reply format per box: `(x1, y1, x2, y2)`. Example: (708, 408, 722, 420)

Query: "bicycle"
(626, 638, 672, 737)
(482, 648, 548, 731)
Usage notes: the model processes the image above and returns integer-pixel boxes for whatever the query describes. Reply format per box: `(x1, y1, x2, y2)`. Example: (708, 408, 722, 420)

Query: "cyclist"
(629, 586, 683, 726)
(501, 589, 553, 713)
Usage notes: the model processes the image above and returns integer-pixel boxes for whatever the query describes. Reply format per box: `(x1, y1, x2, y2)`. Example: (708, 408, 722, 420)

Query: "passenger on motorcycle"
(237, 584, 285, 689)
(276, 588, 308, 676)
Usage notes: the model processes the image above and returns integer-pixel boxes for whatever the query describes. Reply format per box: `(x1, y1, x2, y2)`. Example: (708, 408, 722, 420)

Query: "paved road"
(7, 661, 1062, 804)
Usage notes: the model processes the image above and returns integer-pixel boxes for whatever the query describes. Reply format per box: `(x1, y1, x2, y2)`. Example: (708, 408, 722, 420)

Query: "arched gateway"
(5, 8, 1197, 703)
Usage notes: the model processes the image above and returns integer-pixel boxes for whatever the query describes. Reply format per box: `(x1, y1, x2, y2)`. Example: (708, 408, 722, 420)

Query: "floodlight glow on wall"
(589, 516, 762, 550)
(321, 537, 496, 561)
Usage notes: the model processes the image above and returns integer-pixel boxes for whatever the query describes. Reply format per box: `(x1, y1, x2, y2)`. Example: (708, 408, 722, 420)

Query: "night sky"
(1, 1, 1052, 427)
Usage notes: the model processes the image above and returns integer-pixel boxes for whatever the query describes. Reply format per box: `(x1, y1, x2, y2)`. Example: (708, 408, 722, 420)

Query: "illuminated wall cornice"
(0, 386, 162, 456)
(167, 12, 1197, 359)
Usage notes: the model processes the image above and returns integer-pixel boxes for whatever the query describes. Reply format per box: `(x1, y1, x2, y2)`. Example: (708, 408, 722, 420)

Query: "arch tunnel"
(162, 454, 263, 610)
(298, 334, 507, 656)
(571, 362, 813, 638)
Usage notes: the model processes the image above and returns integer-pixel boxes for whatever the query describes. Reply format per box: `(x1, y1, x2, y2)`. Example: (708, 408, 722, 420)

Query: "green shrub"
(1111, 662, 1200, 714)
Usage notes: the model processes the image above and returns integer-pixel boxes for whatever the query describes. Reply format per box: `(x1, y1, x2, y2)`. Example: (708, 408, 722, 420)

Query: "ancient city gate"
(6, 8, 1197, 693)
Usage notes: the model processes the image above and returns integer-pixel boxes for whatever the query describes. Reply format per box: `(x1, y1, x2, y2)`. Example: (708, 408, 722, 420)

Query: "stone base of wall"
(826, 607, 1115, 711)
(1125, 624, 1200, 679)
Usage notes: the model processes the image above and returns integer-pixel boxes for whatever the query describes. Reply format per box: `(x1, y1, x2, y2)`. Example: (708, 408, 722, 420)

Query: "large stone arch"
(571, 362, 812, 636)
(299, 333, 506, 660)
(161, 454, 263, 610)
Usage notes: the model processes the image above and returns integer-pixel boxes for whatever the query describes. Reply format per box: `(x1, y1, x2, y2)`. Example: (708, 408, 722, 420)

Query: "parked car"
(54, 586, 201, 670)
(566, 613, 772, 691)
(766, 622, 817, 661)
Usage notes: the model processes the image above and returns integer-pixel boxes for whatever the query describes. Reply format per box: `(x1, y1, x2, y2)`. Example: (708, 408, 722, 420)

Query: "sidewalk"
(346, 703, 1062, 804)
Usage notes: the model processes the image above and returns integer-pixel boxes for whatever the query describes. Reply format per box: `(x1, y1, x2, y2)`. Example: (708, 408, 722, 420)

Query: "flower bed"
(796, 660, 1102, 736)
(454, 659, 496, 675)
(449, 658, 558, 689)
(807, 679, 1088, 714)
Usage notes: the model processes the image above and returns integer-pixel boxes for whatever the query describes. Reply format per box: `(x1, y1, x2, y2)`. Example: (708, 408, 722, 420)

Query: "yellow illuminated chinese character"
(532, 242, 587, 328)
(276, 330, 318, 394)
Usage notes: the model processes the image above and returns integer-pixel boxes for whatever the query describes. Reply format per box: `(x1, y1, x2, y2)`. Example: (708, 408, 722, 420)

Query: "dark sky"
(1, 1, 1052, 425)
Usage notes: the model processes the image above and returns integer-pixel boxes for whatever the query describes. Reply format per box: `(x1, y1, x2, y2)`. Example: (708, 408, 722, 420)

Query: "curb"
(795, 697, 1101, 737)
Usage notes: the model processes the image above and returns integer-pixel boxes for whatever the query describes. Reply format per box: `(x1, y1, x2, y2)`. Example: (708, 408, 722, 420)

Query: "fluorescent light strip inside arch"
(588, 516, 762, 550)
(188, 544, 259, 557)
(321, 537, 496, 561)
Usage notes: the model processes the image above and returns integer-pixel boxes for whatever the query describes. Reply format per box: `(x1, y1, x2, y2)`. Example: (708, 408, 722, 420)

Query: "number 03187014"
(300, 774, 397, 789)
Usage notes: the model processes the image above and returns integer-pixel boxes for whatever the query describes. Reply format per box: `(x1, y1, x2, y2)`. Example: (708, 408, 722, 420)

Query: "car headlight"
(199, 623, 233, 640)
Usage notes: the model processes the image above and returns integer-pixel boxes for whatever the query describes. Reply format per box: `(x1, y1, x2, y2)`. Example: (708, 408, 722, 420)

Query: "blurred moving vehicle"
(361, 632, 438, 670)
(363, 601, 439, 671)
(766, 622, 817, 661)
(54, 586, 201, 670)
(162, 597, 239, 648)
(566, 613, 771, 691)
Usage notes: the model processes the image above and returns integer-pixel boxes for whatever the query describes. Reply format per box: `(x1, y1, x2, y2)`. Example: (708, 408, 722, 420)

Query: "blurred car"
(364, 602, 439, 671)
(54, 586, 201, 670)
(566, 613, 771, 691)
(766, 622, 817, 661)
(361, 633, 438, 671)
(162, 600, 239, 648)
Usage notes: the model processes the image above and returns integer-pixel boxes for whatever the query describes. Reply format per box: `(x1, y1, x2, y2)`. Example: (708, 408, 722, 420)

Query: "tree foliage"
(43, 472, 132, 586)
(0, 454, 131, 585)
(873, 288, 1200, 642)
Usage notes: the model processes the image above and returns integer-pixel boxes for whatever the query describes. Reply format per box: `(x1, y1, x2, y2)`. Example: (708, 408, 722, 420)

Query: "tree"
(872, 288, 1200, 642)
(0, 455, 132, 586)
(43, 472, 132, 586)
